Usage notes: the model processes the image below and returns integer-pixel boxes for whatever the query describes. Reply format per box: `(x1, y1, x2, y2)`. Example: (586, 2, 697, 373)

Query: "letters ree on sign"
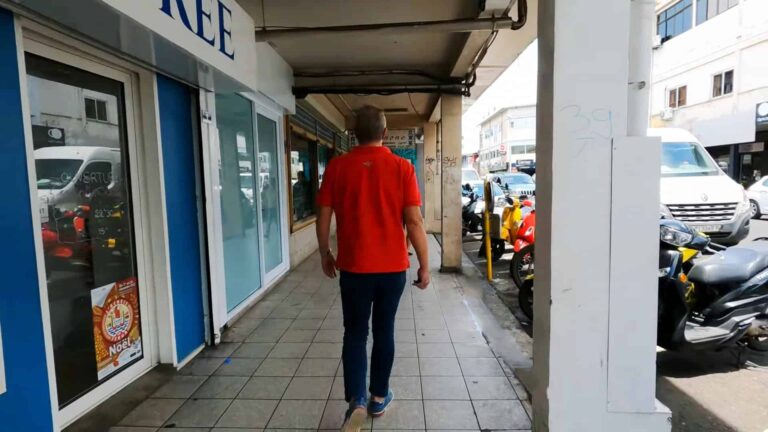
(160, 0, 236, 60)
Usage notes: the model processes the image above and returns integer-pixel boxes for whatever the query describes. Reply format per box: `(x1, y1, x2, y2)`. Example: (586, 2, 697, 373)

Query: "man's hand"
(414, 267, 430, 290)
(321, 251, 338, 279)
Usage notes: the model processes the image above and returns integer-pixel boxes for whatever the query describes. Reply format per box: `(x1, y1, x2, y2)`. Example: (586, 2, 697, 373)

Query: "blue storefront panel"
(0, 7, 55, 431)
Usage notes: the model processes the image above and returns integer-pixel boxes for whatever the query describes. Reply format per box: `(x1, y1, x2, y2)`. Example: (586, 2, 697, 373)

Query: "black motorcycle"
(462, 190, 482, 236)
(658, 218, 768, 352)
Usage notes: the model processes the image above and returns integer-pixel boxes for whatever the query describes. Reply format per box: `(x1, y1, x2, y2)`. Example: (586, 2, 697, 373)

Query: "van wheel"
(750, 200, 761, 219)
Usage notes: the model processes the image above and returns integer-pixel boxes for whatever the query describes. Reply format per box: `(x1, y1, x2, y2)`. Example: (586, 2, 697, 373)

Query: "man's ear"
(381, 128, 388, 141)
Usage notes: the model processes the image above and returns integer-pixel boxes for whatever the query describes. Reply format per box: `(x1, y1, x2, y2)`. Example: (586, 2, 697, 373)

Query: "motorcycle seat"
(688, 241, 768, 285)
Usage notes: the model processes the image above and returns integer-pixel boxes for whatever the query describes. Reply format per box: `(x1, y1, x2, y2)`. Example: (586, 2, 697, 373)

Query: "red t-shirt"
(317, 145, 421, 273)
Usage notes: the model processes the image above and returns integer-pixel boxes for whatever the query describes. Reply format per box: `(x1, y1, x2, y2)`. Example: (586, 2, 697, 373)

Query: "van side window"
(77, 162, 113, 195)
(762, 179, 768, 187)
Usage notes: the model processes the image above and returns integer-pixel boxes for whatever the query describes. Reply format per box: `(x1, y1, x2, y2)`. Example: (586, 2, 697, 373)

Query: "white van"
(35, 146, 122, 220)
(650, 128, 750, 245)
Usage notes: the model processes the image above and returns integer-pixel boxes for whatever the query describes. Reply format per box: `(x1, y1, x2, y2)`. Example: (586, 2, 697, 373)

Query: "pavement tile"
(418, 343, 456, 358)
(267, 342, 310, 358)
(232, 343, 275, 359)
(395, 342, 419, 358)
(267, 400, 326, 429)
(192, 376, 249, 399)
(166, 399, 230, 428)
(221, 327, 253, 343)
(254, 358, 301, 376)
(119, 399, 184, 427)
(295, 358, 340, 376)
(453, 343, 494, 358)
(390, 376, 423, 400)
(472, 400, 531, 430)
(464, 377, 518, 400)
(200, 342, 240, 358)
(180, 358, 225, 376)
(419, 357, 462, 376)
(214, 357, 263, 377)
(424, 400, 479, 430)
(108, 427, 158, 432)
(391, 357, 420, 376)
(239, 376, 291, 399)
(279, 329, 318, 343)
(289, 318, 323, 330)
(415, 319, 447, 330)
(314, 329, 344, 342)
(152, 376, 206, 399)
(458, 358, 505, 377)
(394, 330, 417, 343)
(246, 327, 287, 343)
(298, 308, 330, 319)
(421, 376, 470, 400)
(416, 329, 452, 343)
(283, 376, 333, 399)
(371, 400, 425, 430)
(305, 342, 343, 358)
(215, 399, 278, 429)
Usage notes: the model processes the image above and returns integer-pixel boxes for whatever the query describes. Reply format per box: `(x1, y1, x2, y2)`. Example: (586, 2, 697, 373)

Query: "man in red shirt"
(316, 106, 430, 432)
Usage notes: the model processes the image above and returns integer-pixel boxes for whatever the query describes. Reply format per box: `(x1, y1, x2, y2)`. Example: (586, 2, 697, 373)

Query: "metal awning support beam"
(255, 16, 522, 41)
(293, 84, 467, 98)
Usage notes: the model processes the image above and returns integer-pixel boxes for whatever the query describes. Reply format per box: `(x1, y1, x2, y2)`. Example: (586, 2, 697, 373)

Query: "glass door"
(25, 52, 148, 410)
(215, 94, 262, 313)
(256, 113, 285, 275)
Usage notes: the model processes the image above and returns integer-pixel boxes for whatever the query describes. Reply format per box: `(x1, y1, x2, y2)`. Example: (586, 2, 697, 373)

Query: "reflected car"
(747, 176, 768, 219)
(488, 172, 536, 197)
(465, 180, 506, 216)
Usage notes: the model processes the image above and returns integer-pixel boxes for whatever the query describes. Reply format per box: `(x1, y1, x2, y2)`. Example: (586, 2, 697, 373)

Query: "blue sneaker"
(342, 397, 368, 432)
(368, 390, 395, 417)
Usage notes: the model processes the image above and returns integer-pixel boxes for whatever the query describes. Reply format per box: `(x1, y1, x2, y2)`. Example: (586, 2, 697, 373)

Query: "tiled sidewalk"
(113, 240, 532, 432)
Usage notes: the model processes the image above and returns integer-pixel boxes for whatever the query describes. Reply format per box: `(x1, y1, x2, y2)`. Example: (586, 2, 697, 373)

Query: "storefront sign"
(739, 142, 764, 154)
(159, 0, 235, 59)
(350, 129, 415, 148)
(32, 125, 65, 149)
(100, 0, 257, 89)
(91, 278, 142, 381)
(757, 102, 768, 134)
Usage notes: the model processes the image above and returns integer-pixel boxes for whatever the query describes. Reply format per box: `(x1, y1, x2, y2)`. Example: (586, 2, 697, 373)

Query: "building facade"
(651, 0, 768, 185)
(0, 1, 315, 429)
(477, 105, 536, 175)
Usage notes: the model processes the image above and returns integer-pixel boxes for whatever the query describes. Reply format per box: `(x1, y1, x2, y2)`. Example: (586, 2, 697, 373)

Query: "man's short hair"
(354, 105, 387, 144)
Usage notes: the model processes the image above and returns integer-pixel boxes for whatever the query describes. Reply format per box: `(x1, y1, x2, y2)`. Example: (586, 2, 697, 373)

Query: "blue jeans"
(340, 271, 406, 402)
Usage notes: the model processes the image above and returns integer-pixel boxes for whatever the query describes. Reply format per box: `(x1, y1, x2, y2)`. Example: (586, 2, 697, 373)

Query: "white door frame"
(249, 93, 291, 286)
(202, 91, 290, 334)
(18, 24, 160, 430)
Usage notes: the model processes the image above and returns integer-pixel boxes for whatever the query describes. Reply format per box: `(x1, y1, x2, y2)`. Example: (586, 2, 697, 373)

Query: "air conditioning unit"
(652, 34, 662, 49)
(660, 108, 674, 121)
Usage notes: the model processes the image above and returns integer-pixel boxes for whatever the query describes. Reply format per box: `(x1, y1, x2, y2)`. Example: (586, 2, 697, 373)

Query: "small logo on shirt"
(362, 161, 373, 168)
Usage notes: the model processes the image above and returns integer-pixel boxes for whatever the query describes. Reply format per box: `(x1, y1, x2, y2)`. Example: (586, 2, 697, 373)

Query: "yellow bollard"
(484, 208, 493, 281)
(483, 180, 493, 281)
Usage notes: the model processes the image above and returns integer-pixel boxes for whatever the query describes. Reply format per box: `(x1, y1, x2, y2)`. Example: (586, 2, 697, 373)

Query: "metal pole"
(484, 209, 493, 281)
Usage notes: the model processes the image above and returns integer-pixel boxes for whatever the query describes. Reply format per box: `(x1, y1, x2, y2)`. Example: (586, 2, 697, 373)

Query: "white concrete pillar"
(423, 122, 441, 233)
(440, 95, 462, 271)
(533, 0, 670, 430)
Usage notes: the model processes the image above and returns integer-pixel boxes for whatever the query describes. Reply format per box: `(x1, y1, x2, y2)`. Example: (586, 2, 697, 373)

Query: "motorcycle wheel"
(518, 278, 534, 320)
(748, 336, 768, 352)
(491, 239, 505, 262)
(510, 244, 535, 289)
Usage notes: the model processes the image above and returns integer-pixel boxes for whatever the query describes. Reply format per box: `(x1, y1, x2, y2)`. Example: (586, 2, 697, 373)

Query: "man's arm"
(316, 206, 337, 278)
(404, 206, 430, 289)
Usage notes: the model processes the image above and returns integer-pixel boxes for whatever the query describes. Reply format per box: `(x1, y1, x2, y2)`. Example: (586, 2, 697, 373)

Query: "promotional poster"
(91, 278, 142, 381)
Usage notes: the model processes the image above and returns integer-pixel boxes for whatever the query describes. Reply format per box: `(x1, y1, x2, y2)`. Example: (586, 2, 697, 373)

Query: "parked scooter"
(658, 218, 768, 352)
(462, 187, 482, 236)
(505, 197, 536, 289)
(515, 218, 768, 354)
